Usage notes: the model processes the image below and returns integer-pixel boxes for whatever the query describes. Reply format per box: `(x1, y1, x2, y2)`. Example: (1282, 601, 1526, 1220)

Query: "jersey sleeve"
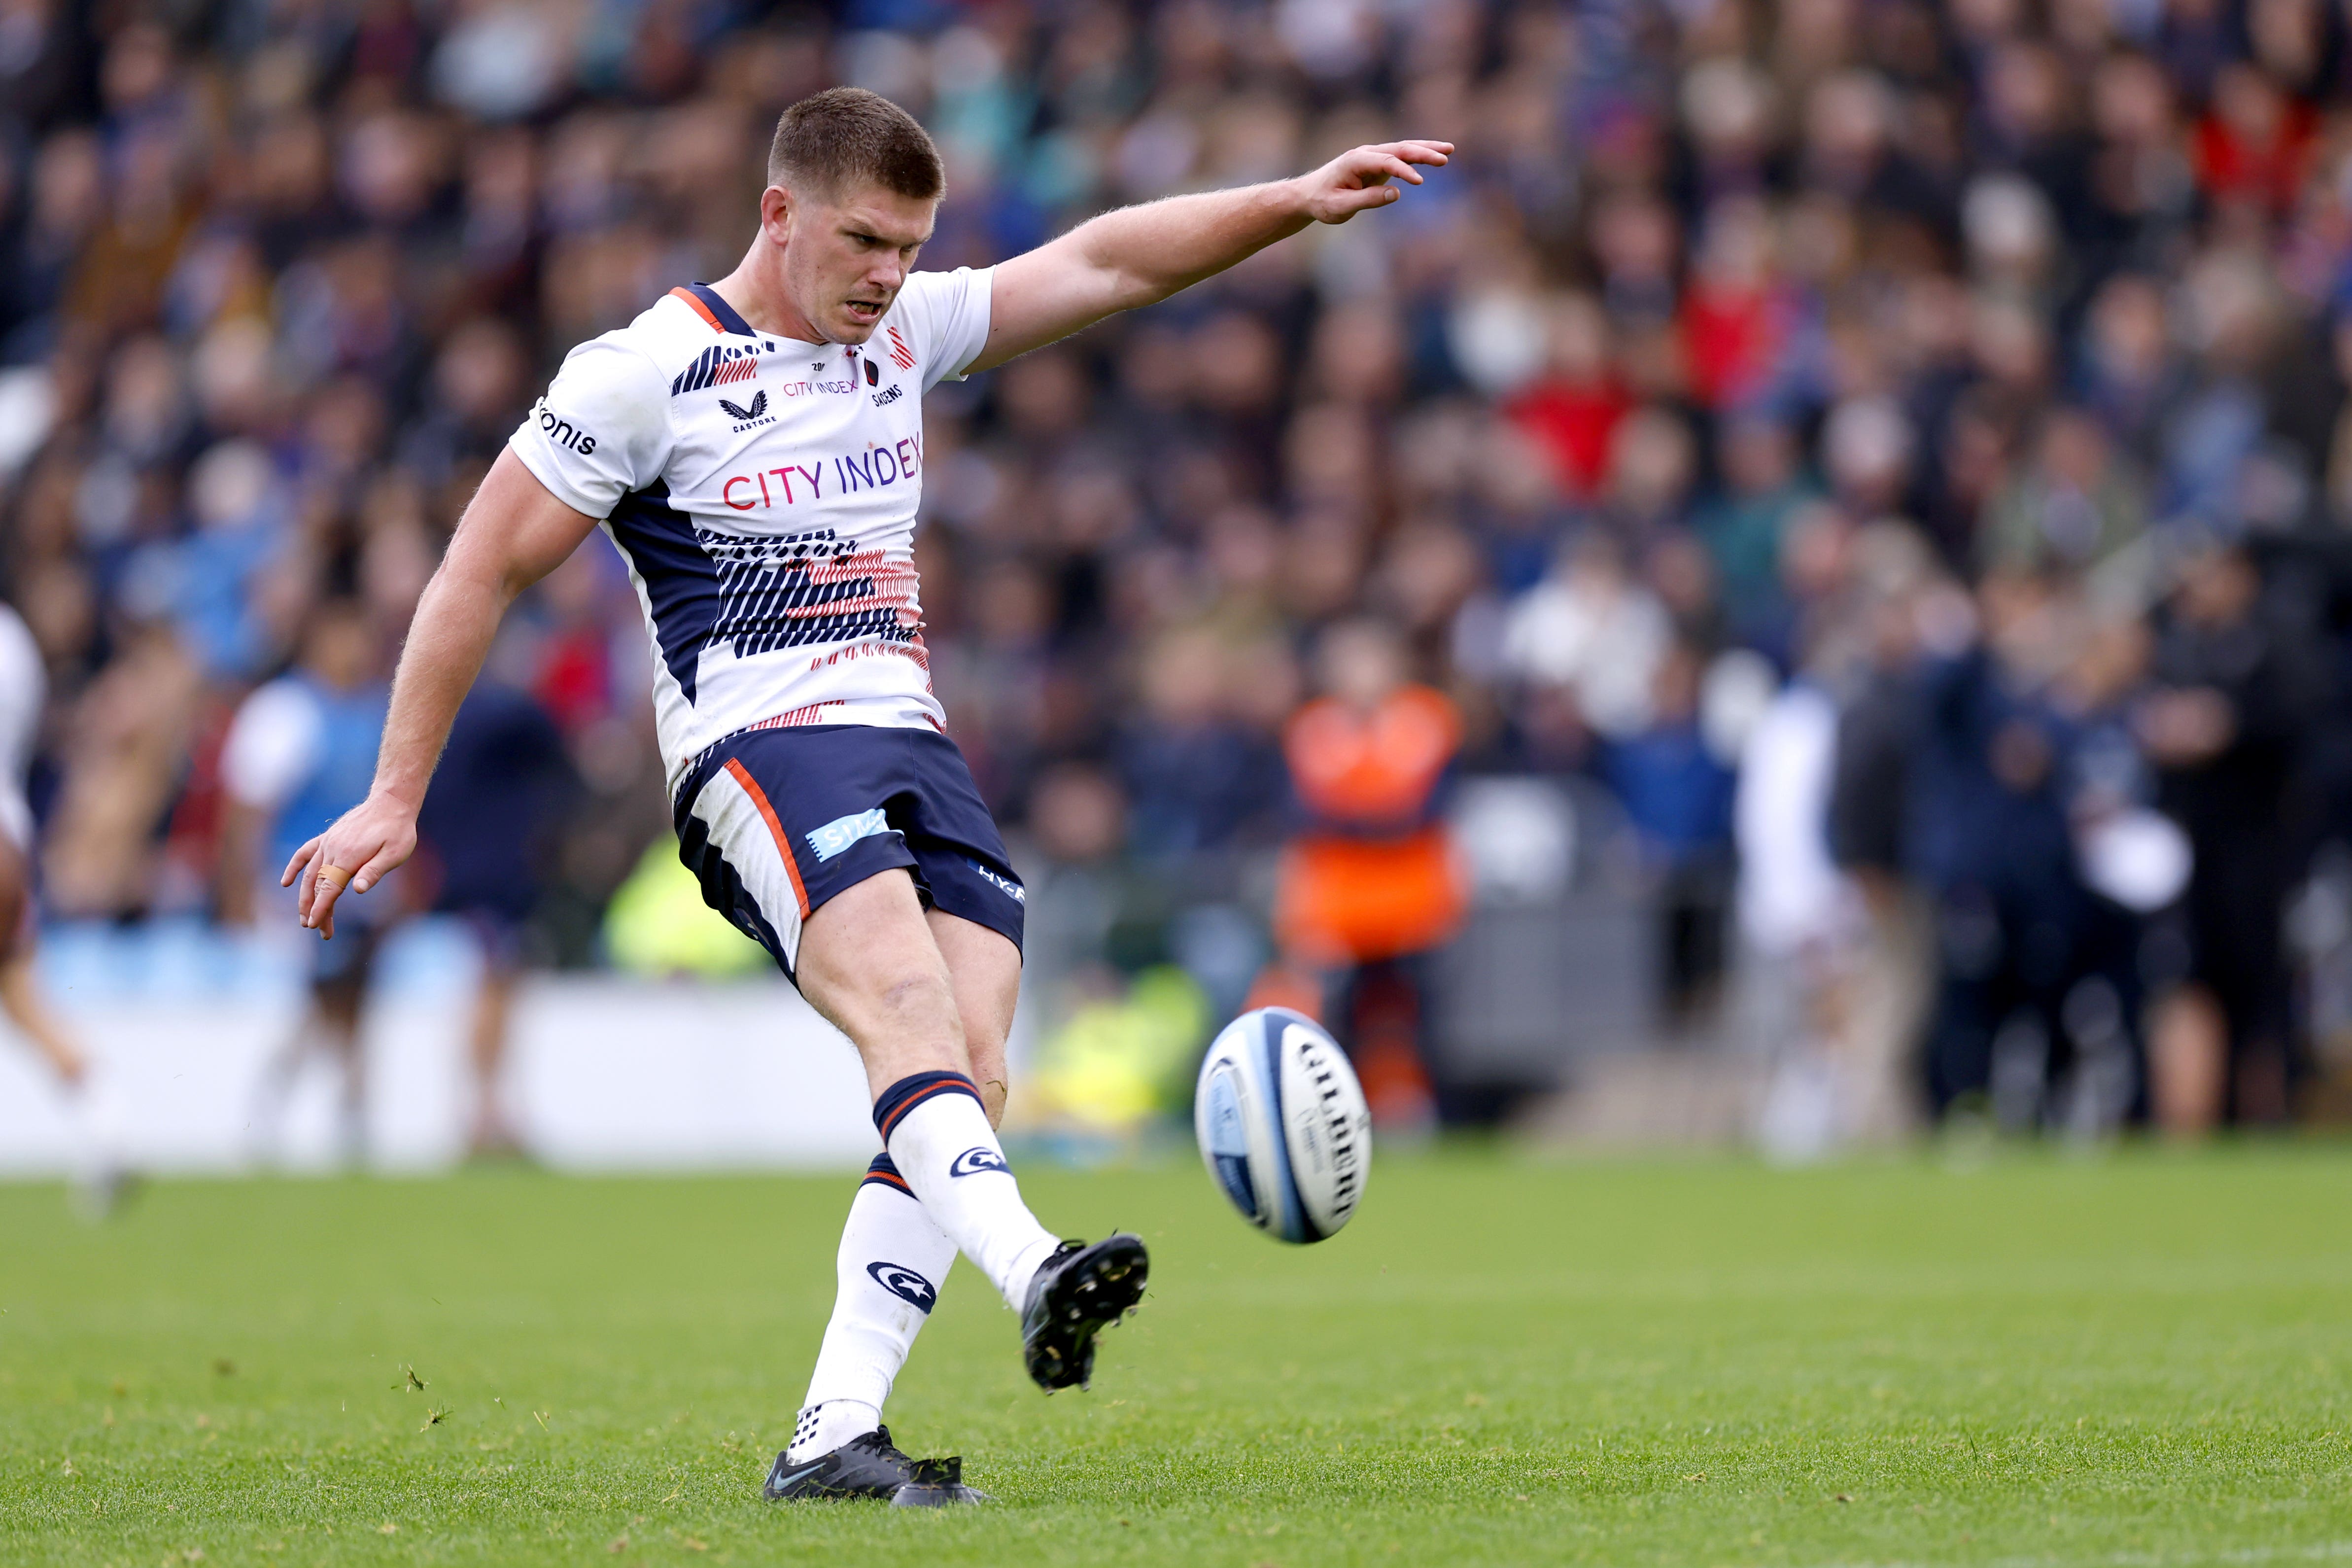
(887, 267, 995, 393)
(221, 681, 323, 813)
(508, 335, 673, 519)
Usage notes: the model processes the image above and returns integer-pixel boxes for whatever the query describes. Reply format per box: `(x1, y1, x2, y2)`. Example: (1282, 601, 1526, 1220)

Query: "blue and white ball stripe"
(1194, 1008, 1373, 1244)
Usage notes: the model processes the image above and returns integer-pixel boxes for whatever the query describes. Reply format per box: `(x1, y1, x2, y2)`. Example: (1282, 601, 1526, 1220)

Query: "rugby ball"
(1194, 1007, 1372, 1244)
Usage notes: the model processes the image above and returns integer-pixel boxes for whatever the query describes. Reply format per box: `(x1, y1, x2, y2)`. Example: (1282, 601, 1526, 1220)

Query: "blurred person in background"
(218, 598, 396, 1166)
(1607, 639, 1739, 1033)
(1500, 532, 1673, 769)
(1824, 530, 1957, 1141)
(39, 626, 205, 922)
(2048, 606, 2179, 1137)
(1907, 573, 2144, 1128)
(0, 600, 120, 1212)
(1117, 625, 1282, 862)
(1737, 606, 1886, 1157)
(1010, 762, 1136, 1042)
(1979, 407, 2151, 592)
(1269, 618, 1467, 1131)
(1697, 416, 1821, 659)
(2137, 541, 2334, 1130)
(1014, 759, 1217, 1154)
(413, 676, 576, 1160)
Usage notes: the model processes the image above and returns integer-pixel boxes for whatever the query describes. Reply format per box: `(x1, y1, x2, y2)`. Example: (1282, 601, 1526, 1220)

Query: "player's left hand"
(1295, 140, 1453, 224)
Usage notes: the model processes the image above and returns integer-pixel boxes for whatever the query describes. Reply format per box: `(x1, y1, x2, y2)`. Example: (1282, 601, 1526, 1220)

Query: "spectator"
(1695, 415, 1818, 650)
(1115, 626, 1280, 863)
(1607, 641, 1739, 1031)
(2137, 543, 2334, 1128)
(1979, 407, 2150, 585)
(1500, 532, 1674, 765)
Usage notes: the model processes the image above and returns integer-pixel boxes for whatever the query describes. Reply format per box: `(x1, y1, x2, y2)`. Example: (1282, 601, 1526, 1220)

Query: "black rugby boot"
(1019, 1233, 1149, 1392)
(762, 1426, 987, 1504)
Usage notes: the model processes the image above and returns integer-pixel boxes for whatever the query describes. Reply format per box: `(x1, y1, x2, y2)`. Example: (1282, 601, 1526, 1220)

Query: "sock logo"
(947, 1146, 1008, 1178)
(865, 1261, 937, 1313)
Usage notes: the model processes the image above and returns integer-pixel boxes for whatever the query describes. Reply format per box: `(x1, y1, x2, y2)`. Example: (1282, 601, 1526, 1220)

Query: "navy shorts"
(672, 724, 1026, 982)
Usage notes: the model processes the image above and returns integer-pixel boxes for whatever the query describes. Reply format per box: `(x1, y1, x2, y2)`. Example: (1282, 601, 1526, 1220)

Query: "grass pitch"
(3, 1146, 2349, 1567)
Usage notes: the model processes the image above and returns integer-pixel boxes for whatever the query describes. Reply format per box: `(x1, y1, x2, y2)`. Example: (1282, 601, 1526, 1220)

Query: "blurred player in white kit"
(0, 602, 124, 1214)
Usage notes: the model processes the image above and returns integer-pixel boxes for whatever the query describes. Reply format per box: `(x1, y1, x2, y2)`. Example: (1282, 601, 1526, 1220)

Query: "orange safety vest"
(1275, 685, 1470, 965)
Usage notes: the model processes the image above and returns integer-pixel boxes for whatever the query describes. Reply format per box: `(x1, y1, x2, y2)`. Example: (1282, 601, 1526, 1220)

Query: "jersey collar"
(670, 282, 758, 337)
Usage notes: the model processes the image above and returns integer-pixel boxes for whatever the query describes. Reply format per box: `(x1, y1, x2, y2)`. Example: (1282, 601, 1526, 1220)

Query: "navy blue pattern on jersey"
(681, 282, 755, 335)
(604, 482, 719, 703)
(672, 342, 763, 395)
(696, 526, 919, 660)
(669, 284, 761, 393)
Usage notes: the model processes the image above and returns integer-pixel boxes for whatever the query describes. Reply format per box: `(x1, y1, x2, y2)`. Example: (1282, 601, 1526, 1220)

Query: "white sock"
(785, 1154, 957, 1463)
(788, 1398, 880, 1464)
(59, 1079, 99, 1183)
(875, 1072, 1062, 1309)
(62, 1065, 121, 1182)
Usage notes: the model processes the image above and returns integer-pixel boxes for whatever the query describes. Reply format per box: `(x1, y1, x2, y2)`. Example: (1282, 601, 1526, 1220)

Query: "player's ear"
(759, 184, 793, 245)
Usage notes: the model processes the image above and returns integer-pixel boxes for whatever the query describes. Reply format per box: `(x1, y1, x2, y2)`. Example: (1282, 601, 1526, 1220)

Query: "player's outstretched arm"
(285, 451, 598, 937)
(969, 139, 1451, 373)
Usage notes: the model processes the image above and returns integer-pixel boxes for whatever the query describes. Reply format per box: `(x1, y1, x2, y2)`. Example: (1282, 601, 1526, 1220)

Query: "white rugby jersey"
(509, 271, 992, 792)
(0, 604, 41, 848)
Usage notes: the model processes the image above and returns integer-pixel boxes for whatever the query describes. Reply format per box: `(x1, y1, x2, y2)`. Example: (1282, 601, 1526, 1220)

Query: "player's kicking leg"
(763, 872, 1145, 1503)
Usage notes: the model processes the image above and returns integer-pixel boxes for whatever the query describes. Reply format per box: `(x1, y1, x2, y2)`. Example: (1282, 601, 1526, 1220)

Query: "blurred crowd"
(11, 0, 2352, 1142)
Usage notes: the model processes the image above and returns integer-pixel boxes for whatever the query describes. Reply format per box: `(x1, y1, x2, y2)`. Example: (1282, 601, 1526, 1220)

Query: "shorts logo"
(948, 1147, 1008, 1178)
(806, 807, 891, 862)
(966, 858, 1026, 904)
(865, 1261, 937, 1313)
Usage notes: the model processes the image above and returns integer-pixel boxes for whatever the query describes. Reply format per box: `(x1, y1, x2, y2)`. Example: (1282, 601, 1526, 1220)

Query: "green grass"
(3, 1146, 2351, 1567)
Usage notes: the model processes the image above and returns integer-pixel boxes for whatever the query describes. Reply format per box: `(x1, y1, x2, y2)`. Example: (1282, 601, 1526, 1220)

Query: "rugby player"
(284, 86, 1447, 1504)
(0, 600, 120, 1215)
